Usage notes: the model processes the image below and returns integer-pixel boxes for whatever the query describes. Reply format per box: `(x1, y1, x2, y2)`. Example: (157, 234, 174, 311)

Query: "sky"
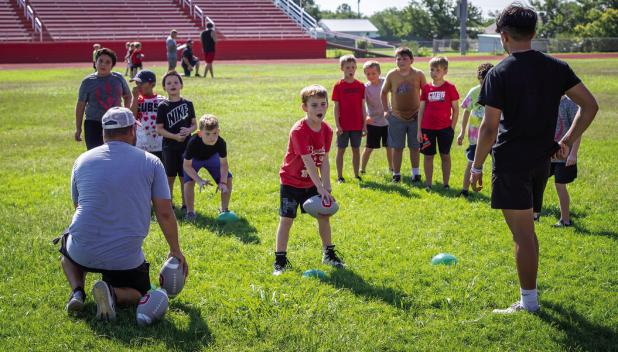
(313, 0, 520, 17)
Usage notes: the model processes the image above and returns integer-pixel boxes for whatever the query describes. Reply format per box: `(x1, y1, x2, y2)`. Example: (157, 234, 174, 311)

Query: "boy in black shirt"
(182, 114, 232, 220)
(470, 4, 598, 314)
(156, 71, 197, 211)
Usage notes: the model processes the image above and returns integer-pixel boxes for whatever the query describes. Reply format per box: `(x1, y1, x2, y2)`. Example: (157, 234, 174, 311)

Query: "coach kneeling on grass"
(59, 107, 189, 321)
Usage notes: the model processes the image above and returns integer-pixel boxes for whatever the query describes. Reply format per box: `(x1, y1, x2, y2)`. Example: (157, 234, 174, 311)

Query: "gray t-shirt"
(78, 72, 130, 121)
(553, 96, 579, 163)
(365, 78, 388, 126)
(67, 141, 170, 270)
(166, 36, 177, 56)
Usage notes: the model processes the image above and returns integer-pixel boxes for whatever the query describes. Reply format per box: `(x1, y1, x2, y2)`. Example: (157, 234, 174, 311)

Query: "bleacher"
(28, 0, 202, 41)
(195, 0, 309, 39)
(0, 0, 33, 42)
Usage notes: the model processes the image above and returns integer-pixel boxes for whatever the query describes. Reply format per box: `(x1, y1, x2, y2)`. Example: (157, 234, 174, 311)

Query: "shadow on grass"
(540, 205, 616, 240)
(192, 213, 260, 244)
(360, 180, 418, 198)
(81, 302, 213, 350)
(537, 301, 617, 351)
(322, 268, 412, 311)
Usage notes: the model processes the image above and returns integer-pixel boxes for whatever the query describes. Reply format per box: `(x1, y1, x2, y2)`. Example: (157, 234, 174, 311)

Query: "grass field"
(0, 58, 616, 351)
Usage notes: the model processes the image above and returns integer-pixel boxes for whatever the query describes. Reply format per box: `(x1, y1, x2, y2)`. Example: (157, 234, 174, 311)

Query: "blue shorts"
(183, 154, 232, 184)
(465, 144, 476, 162)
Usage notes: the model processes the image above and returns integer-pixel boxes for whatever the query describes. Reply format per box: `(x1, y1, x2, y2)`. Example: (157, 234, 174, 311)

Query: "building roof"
(318, 19, 378, 33)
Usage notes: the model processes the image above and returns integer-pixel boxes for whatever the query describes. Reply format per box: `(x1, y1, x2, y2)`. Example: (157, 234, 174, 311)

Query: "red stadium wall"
(0, 39, 326, 63)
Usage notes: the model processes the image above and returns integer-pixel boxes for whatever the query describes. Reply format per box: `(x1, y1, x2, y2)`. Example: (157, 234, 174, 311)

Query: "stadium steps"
(1, 0, 38, 42)
(27, 0, 203, 41)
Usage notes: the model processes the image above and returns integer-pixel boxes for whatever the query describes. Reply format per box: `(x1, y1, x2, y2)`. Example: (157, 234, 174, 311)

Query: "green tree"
(291, 0, 322, 21)
(575, 8, 618, 36)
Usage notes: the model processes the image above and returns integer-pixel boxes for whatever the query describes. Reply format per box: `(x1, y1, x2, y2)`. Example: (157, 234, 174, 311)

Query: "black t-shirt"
(184, 135, 227, 161)
(478, 50, 580, 172)
(156, 98, 196, 150)
(200, 29, 215, 53)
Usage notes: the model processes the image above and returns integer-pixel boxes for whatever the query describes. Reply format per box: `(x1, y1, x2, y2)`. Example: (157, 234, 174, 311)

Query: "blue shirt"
(68, 141, 170, 270)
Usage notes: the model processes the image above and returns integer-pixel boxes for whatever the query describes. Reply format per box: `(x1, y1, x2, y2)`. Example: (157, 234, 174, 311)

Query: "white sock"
(393, 172, 400, 176)
(412, 168, 420, 176)
(520, 288, 539, 311)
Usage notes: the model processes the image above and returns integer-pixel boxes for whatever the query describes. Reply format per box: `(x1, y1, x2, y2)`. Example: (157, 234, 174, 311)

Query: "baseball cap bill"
(130, 69, 156, 83)
(102, 107, 141, 129)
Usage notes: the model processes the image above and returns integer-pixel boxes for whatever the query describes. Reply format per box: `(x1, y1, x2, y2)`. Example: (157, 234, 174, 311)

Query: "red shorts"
(204, 52, 215, 63)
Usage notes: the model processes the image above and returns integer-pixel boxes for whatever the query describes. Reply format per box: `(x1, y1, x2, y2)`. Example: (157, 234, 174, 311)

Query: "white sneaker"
(492, 302, 539, 314)
(65, 289, 85, 313)
(93, 280, 116, 321)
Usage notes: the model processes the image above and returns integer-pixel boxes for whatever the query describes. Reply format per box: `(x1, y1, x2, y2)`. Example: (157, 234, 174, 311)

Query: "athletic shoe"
(322, 245, 345, 268)
(65, 288, 85, 313)
(460, 190, 469, 197)
(492, 302, 539, 314)
(355, 175, 362, 181)
(337, 177, 345, 184)
(92, 280, 116, 321)
(533, 214, 540, 222)
(443, 184, 450, 189)
(425, 186, 431, 192)
(185, 212, 197, 221)
(181, 205, 187, 215)
(554, 219, 572, 227)
(412, 175, 422, 183)
(392, 175, 401, 183)
(360, 170, 366, 174)
(195, 73, 201, 77)
(273, 256, 291, 276)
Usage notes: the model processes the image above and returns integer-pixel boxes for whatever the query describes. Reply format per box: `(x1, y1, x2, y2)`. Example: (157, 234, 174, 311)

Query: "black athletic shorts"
(421, 127, 454, 156)
(58, 233, 151, 295)
(150, 151, 163, 161)
(366, 125, 388, 148)
(491, 159, 550, 212)
(279, 184, 319, 218)
(162, 148, 185, 178)
(84, 119, 104, 150)
(550, 162, 577, 184)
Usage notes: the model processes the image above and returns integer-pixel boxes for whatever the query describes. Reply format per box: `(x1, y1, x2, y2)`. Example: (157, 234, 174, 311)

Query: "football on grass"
(159, 257, 185, 298)
(136, 288, 169, 326)
(302, 195, 339, 218)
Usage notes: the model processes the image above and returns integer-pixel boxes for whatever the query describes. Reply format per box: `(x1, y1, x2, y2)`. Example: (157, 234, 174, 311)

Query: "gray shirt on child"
(67, 141, 170, 270)
(78, 72, 130, 121)
(365, 78, 388, 126)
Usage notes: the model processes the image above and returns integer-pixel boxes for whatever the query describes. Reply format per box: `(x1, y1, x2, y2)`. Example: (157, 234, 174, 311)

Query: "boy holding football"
(274, 85, 345, 276)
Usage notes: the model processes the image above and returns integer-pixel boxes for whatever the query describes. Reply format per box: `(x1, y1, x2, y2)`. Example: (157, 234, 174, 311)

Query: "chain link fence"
(427, 38, 618, 55)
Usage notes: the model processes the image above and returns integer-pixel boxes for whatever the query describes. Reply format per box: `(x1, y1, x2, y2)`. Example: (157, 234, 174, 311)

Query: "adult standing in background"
(75, 48, 131, 150)
(200, 23, 217, 78)
(166, 29, 179, 71)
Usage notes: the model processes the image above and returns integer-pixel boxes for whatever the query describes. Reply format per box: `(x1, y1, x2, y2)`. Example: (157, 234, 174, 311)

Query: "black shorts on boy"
(58, 233, 151, 295)
(162, 148, 186, 178)
(366, 125, 388, 148)
(550, 162, 577, 184)
(491, 159, 550, 213)
(421, 127, 454, 156)
(279, 184, 319, 218)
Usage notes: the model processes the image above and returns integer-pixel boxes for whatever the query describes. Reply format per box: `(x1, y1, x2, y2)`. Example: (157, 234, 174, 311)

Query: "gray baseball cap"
(101, 107, 141, 129)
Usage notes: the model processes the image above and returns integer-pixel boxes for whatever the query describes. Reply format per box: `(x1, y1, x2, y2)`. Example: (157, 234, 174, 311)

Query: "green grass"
(0, 59, 616, 351)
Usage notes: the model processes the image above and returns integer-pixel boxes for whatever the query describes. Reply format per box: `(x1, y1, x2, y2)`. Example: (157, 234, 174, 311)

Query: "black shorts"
(279, 184, 319, 218)
(162, 148, 185, 177)
(58, 233, 151, 295)
(366, 125, 388, 148)
(465, 144, 476, 162)
(150, 151, 163, 161)
(491, 159, 550, 212)
(550, 162, 577, 184)
(421, 127, 454, 156)
(84, 119, 104, 150)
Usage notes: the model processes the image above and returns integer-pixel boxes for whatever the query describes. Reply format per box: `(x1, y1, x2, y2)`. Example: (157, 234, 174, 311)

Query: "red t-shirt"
(131, 49, 143, 65)
(332, 79, 365, 131)
(420, 81, 459, 130)
(280, 118, 333, 189)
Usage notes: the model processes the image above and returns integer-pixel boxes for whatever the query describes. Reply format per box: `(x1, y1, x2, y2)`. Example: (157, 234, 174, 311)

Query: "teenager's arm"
(219, 157, 230, 193)
(458, 110, 470, 146)
(333, 102, 342, 135)
(156, 123, 183, 141)
(74, 101, 86, 142)
(566, 136, 582, 166)
(301, 154, 333, 202)
(470, 105, 500, 191)
(319, 154, 332, 192)
(450, 100, 459, 130)
(152, 196, 188, 277)
(129, 87, 140, 117)
(123, 93, 132, 109)
(560, 83, 598, 157)
(416, 101, 426, 142)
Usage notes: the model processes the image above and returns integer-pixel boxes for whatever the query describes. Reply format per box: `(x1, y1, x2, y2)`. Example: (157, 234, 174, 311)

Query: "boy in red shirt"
(417, 56, 459, 190)
(274, 85, 344, 276)
(332, 55, 367, 183)
(130, 42, 144, 78)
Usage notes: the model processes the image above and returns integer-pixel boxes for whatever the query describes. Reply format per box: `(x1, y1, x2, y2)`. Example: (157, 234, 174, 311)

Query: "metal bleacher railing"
(18, 0, 43, 41)
(272, 0, 318, 37)
(174, 0, 215, 29)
